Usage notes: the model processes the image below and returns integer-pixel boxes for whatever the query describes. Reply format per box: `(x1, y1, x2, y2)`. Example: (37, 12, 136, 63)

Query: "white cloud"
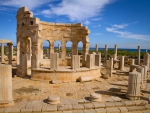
(93, 24, 101, 27)
(91, 18, 102, 21)
(41, 0, 115, 21)
(106, 24, 150, 40)
(112, 24, 128, 28)
(92, 33, 102, 35)
(84, 20, 90, 25)
(0, 0, 56, 10)
(132, 21, 139, 24)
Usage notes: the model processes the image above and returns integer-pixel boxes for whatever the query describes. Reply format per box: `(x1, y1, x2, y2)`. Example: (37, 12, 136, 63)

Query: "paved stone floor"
(1, 66, 150, 112)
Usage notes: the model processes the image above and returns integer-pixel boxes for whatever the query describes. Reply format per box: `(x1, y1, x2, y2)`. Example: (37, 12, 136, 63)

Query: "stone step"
(1, 100, 149, 113)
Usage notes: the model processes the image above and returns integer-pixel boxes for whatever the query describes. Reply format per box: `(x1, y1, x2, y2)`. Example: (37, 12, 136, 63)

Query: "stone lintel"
(0, 39, 12, 43)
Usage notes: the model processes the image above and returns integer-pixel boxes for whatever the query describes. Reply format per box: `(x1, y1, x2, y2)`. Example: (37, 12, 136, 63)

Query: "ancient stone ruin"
(16, 7, 101, 82)
(0, 6, 150, 113)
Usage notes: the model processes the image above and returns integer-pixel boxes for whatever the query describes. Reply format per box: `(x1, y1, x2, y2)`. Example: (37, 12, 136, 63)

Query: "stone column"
(130, 59, 135, 65)
(0, 64, 14, 107)
(126, 72, 141, 100)
(86, 54, 94, 68)
(8, 43, 13, 64)
(82, 42, 89, 66)
(58, 44, 60, 53)
(17, 37, 20, 65)
(114, 45, 117, 56)
(31, 41, 39, 69)
(46, 49, 50, 59)
(71, 55, 80, 70)
(61, 41, 66, 60)
(105, 45, 108, 65)
(143, 53, 149, 70)
(1, 43, 4, 62)
(113, 54, 117, 60)
(95, 53, 101, 67)
(137, 46, 140, 65)
(50, 41, 54, 59)
(120, 56, 124, 70)
(137, 66, 145, 89)
(130, 59, 135, 72)
(95, 44, 98, 53)
(106, 58, 113, 77)
(72, 41, 78, 55)
(50, 53, 59, 70)
(142, 65, 147, 82)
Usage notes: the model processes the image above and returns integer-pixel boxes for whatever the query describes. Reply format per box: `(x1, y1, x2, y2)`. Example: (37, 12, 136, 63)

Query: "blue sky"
(0, 0, 150, 49)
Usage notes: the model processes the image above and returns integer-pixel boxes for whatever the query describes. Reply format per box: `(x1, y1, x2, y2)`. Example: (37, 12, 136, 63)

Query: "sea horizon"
(12, 46, 149, 52)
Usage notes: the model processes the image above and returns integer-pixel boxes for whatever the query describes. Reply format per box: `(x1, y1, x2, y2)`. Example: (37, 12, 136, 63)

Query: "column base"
(0, 101, 14, 108)
(126, 93, 141, 100)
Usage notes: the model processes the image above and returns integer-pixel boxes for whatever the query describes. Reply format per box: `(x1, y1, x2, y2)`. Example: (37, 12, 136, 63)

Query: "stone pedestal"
(47, 95, 60, 105)
(106, 58, 113, 77)
(71, 55, 80, 70)
(95, 53, 101, 67)
(0, 43, 4, 62)
(120, 56, 124, 70)
(0, 64, 14, 107)
(50, 53, 59, 70)
(137, 66, 145, 89)
(105, 45, 108, 65)
(126, 72, 141, 100)
(86, 54, 94, 68)
(90, 93, 102, 102)
(137, 46, 140, 65)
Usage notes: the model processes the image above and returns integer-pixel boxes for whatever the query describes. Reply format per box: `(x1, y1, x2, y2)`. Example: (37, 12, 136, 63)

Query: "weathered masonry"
(16, 7, 90, 77)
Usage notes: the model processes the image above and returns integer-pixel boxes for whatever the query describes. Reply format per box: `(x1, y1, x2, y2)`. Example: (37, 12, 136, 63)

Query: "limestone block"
(86, 54, 94, 68)
(95, 54, 101, 67)
(126, 72, 141, 100)
(71, 55, 80, 70)
(50, 53, 59, 70)
(0, 64, 14, 107)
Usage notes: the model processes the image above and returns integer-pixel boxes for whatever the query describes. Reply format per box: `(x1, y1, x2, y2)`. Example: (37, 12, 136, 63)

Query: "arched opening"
(66, 41, 72, 58)
(42, 40, 50, 59)
(78, 41, 83, 55)
(54, 40, 61, 58)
